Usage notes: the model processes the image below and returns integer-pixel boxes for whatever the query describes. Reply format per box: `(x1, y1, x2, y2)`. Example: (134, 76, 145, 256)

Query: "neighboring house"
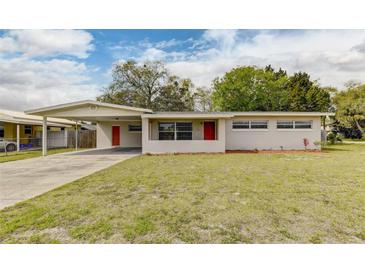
(25, 100, 334, 155)
(0, 109, 75, 151)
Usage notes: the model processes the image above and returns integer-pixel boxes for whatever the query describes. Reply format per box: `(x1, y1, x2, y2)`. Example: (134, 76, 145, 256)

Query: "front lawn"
(0, 148, 78, 163)
(0, 144, 364, 243)
(343, 138, 365, 142)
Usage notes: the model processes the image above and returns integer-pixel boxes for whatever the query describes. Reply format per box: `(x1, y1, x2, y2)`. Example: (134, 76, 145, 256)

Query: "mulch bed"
(226, 149, 323, 154)
(145, 149, 324, 156)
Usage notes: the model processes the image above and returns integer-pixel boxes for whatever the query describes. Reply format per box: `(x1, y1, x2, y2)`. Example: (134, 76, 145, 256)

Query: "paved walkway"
(0, 148, 140, 209)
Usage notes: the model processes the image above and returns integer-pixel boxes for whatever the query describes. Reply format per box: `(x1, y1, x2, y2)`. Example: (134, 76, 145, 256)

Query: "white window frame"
(276, 120, 313, 131)
(276, 120, 294, 129)
(232, 120, 250, 130)
(128, 124, 142, 133)
(232, 120, 269, 131)
(176, 121, 193, 141)
(158, 121, 193, 141)
(294, 120, 312, 129)
(158, 122, 175, 141)
(24, 125, 32, 135)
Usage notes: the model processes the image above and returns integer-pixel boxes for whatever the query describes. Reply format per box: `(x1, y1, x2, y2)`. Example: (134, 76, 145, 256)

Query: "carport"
(25, 100, 152, 156)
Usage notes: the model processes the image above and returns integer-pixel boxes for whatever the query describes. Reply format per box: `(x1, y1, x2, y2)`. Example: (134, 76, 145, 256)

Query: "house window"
(0, 125, 4, 138)
(158, 122, 193, 140)
(250, 121, 268, 129)
(294, 121, 312, 129)
(176, 122, 192, 140)
(232, 121, 249, 129)
(128, 125, 142, 132)
(277, 121, 294, 129)
(24, 125, 32, 134)
(159, 122, 175, 140)
(232, 120, 268, 129)
(277, 120, 312, 129)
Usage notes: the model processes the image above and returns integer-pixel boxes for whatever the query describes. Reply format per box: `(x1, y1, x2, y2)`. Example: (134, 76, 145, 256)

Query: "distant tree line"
(97, 61, 365, 138)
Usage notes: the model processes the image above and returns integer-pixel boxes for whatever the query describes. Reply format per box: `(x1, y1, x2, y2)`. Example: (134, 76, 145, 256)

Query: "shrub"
(313, 141, 323, 149)
(327, 132, 343, 144)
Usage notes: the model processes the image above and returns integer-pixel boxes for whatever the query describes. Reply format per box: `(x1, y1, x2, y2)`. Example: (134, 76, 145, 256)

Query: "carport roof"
(25, 100, 334, 121)
(25, 100, 153, 116)
(142, 111, 334, 119)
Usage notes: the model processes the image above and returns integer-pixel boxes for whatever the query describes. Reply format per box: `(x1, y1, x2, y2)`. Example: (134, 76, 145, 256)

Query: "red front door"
(204, 122, 216, 140)
(112, 126, 120, 146)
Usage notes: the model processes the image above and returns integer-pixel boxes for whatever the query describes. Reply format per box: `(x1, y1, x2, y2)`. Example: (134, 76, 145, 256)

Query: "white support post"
(42, 116, 47, 156)
(141, 117, 149, 154)
(16, 123, 20, 152)
(64, 128, 68, 148)
(75, 121, 78, 150)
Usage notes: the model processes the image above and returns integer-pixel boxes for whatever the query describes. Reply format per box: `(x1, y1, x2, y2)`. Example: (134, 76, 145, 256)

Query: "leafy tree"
(286, 72, 331, 112)
(97, 60, 194, 111)
(212, 66, 289, 111)
(212, 66, 331, 112)
(193, 87, 213, 111)
(333, 84, 365, 133)
(154, 77, 194, 111)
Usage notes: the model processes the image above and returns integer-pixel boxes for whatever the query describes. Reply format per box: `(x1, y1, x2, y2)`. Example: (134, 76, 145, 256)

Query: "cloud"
(139, 48, 166, 61)
(126, 30, 365, 89)
(0, 29, 98, 111)
(0, 30, 94, 58)
(0, 57, 100, 110)
(202, 29, 238, 53)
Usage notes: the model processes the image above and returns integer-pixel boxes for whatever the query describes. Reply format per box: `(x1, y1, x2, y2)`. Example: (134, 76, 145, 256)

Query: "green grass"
(343, 138, 365, 142)
(0, 144, 364, 243)
(0, 148, 78, 163)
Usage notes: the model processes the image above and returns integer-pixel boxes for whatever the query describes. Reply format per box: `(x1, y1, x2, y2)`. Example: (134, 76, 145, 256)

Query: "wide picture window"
(158, 122, 192, 140)
(176, 122, 192, 140)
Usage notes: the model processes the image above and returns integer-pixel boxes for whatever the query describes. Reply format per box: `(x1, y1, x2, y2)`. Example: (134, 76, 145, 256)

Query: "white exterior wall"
(96, 121, 142, 148)
(96, 116, 322, 152)
(142, 118, 226, 154)
(225, 116, 321, 150)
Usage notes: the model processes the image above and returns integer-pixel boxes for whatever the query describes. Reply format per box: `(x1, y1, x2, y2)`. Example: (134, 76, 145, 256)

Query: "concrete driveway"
(0, 148, 140, 209)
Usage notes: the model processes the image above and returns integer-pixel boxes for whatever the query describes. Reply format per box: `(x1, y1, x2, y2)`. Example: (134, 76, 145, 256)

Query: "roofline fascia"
(141, 112, 335, 119)
(25, 100, 153, 115)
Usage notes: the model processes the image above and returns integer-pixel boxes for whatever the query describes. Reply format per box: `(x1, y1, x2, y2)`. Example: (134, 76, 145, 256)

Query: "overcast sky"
(1, 29, 365, 110)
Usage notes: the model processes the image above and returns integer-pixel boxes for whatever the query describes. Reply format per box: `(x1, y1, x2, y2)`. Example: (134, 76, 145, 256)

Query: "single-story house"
(0, 109, 75, 151)
(25, 100, 334, 155)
